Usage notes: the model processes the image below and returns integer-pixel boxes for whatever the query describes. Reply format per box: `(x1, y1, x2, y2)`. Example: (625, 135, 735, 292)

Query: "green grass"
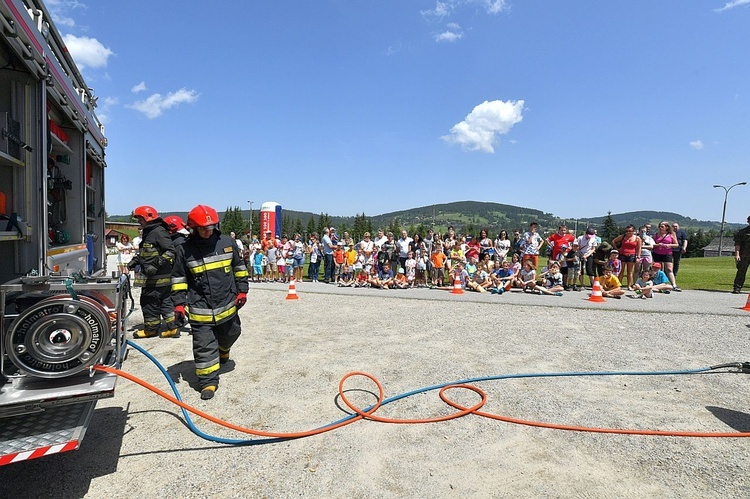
(674, 256, 738, 292)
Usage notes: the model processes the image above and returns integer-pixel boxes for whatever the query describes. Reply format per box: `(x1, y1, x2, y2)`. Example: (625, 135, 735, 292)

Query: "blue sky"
(49, 0, 750, 223)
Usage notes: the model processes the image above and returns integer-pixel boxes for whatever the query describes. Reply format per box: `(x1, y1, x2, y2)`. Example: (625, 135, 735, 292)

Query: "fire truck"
(0, 0, 129, 465)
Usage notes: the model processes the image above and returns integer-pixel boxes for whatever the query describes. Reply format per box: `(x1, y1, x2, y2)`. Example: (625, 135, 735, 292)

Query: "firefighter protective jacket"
(171, 230, 249, 325)
(133, 219, 175, 288)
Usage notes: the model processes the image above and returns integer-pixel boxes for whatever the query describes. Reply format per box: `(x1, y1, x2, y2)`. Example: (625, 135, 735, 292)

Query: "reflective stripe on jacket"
(172, 231, 249, 325)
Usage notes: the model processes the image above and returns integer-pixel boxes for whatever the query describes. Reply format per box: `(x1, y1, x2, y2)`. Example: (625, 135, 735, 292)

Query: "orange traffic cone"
(741, 293, 750, 312)
(450, 273, 464, 295)
(588, 279, 606, 303)
(285, 279, 299, 300)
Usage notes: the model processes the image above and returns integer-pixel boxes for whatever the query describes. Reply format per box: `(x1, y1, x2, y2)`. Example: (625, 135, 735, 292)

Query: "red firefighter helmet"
(163, 215, 186, 233)
(133, 205, 159, 222)
(187, 205, 220, 229)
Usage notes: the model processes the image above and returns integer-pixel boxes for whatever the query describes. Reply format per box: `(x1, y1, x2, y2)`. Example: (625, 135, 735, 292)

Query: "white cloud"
(690, 140, 704, 150)
(423, 0, 508, 18)
(46, 0, 83, 28)
(480, 0, 509, 14)
(62, 34, 114, 69)
(421, 1, 452, 18)
(435, 25, 463, 42)
(442, 99, 525, 153)
(131, 81, 148, 93)
(128, 88, 200, 119)
(715, 0, 750, 12)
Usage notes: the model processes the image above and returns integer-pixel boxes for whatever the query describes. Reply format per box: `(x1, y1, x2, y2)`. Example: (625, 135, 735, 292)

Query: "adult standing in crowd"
(397, 230, 413, 272)
(733, 215, 750, 294)
(494, 230, 511, 262)
(307, 233, 322, 282)
(321, 227, 335, 283)
(652, 221, 680, 291)
(612, 224, 641, 289)
(577, 227, 598, 288)
(116, 233, 135, 276)
(511, 230, 523, 261)
(672, 222, 688, 277)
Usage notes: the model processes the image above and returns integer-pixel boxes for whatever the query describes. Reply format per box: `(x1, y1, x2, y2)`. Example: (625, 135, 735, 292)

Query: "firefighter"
(171, 205, 249, 400)
(128, 205, 177, 338)
(164, 215, 191, 332)
(164, 214, 190, 247)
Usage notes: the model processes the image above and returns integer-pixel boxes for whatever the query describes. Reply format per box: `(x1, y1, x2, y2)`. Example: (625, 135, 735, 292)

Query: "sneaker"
(640, 295, 647, 299)
(200, 385, 217, 400)
(554, 291, 563, 296)
(613, 295, 621, 299)
(672, 286, 682, 292)
(662, 289, 671, 294)
(160, 328, 180, 338)
(732, 289, 741, 294)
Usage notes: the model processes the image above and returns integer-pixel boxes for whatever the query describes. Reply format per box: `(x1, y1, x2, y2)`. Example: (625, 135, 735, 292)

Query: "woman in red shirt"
(612, 224, 642, 289)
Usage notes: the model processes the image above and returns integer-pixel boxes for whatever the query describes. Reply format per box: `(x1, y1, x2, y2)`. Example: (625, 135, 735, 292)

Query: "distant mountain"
(110, 202, 743, 235)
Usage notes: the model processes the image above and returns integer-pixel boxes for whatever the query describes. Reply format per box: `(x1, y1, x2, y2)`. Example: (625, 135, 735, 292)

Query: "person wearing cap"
(650, 262, 673, 293)
(604, 248, 622, 277)
(733, 215, 750, 294)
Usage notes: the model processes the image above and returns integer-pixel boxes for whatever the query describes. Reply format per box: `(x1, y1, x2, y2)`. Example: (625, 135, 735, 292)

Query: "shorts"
(640, 255, 653, 265)
(294, 256, 305, 268)
(286, 265, 294, 276)
(268, 262, 278, 272)
(253, 265, 263, 275)
(618, 254, 637, 263)
(652, 253, 673, 264)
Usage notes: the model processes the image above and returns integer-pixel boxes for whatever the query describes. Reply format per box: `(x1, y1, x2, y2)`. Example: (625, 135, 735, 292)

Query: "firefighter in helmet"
(128, 205, 177, 338)
(171, 205, 249, 400)
(164, 214, 190, 247)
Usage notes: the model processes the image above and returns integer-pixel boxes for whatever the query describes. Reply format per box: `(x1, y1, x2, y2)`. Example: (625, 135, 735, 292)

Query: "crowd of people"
(232, 221, 696, 299)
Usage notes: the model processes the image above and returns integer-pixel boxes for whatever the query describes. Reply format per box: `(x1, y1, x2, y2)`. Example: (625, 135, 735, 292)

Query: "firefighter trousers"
(140, 285, 175, 334)
(192, 315, 242, 388)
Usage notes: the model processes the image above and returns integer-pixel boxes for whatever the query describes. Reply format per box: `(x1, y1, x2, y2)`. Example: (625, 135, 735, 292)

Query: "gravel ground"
(2, 270, 750, 498)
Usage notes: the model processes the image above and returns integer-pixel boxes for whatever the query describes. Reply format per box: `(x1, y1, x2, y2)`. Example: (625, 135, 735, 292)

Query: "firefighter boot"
(160, 328, 180, 338)
(219, 349, 231, 365)
(133, 329, 158, 339)
(201, 385, 217, 400)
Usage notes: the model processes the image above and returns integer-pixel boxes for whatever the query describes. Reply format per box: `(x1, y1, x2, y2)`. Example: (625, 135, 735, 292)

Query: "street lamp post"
(713, 182, 747, 257)
(247, 200, 253, 240)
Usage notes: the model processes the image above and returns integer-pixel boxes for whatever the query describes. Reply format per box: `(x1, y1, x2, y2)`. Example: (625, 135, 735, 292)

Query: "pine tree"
(602, 212, 620, 241)
(306, 216, 316, 237)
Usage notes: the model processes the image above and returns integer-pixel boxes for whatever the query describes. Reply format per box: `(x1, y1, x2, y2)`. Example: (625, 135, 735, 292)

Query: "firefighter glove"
(174, 305, 187, 325)
(127, 256, 140, 271)
(235, 293, 247, 309)
(142, 263, 159, 276)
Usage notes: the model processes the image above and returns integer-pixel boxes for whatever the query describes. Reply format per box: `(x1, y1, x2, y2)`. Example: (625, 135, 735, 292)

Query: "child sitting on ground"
(598, 267, 625, 298)
(520, 260, 537, 293)
(532, 262, 565, 296)
(338, 264, 354, 287)
(631, 269, 654, 298)
(355, 268, 369, 287)
(393, 268, 410, 289)
(650, 262, 673, 293)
